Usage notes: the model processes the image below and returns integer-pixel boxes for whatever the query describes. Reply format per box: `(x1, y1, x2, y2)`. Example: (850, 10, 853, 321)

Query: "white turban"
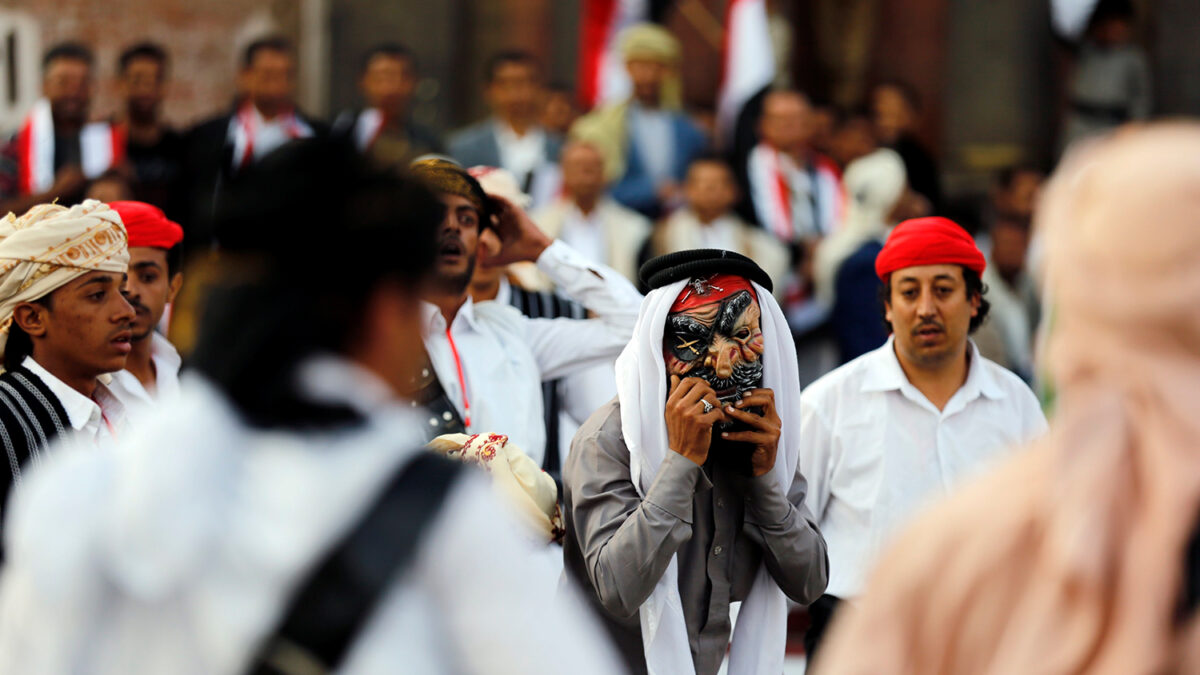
(0, 199, 129, 359)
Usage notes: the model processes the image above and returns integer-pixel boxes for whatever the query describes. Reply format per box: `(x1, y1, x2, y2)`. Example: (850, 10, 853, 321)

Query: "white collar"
(494, 276, 513, 306)
(22, 356, 102, 431)
(421, 295, 480, 336)
(861, 336, 1006, 403)
(149, 332, 182, 376)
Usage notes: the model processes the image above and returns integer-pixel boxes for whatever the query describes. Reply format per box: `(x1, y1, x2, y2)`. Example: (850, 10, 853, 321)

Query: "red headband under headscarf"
(110, 200, 184, 250)
(669, 273, 758, 313)
(874, 216, 986, 281)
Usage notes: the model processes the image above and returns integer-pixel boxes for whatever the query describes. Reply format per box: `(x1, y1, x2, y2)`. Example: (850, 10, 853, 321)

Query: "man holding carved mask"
(562, 249, 828, 675)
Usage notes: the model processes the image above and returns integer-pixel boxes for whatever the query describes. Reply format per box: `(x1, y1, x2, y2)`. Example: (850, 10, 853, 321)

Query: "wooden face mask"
(662, 274, 765, 404)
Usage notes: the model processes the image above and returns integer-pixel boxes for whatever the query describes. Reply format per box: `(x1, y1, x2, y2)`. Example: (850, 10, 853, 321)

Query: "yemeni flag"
(577, 0, 673, 109)
(716, 0, 775, 149)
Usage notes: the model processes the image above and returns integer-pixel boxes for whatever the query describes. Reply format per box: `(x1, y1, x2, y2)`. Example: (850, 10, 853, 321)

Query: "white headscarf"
(614, 277, 803, 675)
(0, 199, 129, 360)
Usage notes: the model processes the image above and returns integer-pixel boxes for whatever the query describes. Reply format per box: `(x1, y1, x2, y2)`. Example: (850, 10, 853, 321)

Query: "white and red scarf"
(15, 99, 125, 195)
(228, 103, 313, 171)
(747, 143, 846, 242)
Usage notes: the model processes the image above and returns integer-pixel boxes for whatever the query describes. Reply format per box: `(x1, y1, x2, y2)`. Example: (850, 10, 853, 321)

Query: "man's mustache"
(911, 318, 944, 335)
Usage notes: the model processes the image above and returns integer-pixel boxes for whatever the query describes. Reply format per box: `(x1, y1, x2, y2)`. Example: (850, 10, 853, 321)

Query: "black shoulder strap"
(409, 346, 467, 439)
(247, 452, 463, 675)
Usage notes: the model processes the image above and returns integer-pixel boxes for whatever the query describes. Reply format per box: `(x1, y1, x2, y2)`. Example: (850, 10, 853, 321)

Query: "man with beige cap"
(0, 199, 132, 517)
(570, 23, 707, 218)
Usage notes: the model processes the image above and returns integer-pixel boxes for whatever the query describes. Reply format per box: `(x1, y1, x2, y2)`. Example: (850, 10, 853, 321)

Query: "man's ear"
(13, 302, 49, 338)
(167, 273, 184, 305)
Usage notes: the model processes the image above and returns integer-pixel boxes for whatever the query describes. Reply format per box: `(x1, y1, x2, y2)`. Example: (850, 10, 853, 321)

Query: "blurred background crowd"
(0, 0, 1192, 389)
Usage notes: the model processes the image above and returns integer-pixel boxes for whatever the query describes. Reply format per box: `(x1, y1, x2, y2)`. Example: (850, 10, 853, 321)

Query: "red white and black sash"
(747, 143, 846, 242)
(15, 99, 125, 195)
(229, 103, 313, 171)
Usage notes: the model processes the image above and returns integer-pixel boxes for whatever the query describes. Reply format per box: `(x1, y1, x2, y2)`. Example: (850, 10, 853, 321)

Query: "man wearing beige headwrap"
(570, 23, 707, 218)
(0, 199, 132, 518)
(816, 123, 1200, 674)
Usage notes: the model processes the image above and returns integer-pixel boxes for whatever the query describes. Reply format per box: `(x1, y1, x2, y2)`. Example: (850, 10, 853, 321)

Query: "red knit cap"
(874, 216, 985, 281)
(110, 201, 183, 250)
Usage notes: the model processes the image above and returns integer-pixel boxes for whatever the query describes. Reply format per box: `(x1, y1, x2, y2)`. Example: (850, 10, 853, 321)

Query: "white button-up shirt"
(422, 240, 640, 466)
(799, 337, 1047, 598)
(108, 332, 183, 423)
(22, 356, 127, 451)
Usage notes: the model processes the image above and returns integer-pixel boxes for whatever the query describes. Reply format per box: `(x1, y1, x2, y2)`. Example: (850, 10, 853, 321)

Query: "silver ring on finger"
(700, 399, 714, 414)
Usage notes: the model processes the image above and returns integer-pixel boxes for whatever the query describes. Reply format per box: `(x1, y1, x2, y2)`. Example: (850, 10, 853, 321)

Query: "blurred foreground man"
(0, 200, 131, 517)
(817, 124, 1200, 674)
(798, 216, 1046, 664)
(106, 201, 184, 421)
(564, 250, 828, 675)
(0, 139, 623, 674)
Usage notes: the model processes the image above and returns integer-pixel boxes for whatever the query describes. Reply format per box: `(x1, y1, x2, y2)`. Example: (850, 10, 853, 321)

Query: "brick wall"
(0, 0, 302, 132)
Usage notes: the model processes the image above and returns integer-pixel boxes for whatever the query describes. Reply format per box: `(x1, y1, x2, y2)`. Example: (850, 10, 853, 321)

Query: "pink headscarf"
(816, 123, 1200, 674)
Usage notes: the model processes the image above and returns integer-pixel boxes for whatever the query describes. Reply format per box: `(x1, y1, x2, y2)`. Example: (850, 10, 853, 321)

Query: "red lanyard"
(444, 327, 471, 428)
(94, 396, 118, 441)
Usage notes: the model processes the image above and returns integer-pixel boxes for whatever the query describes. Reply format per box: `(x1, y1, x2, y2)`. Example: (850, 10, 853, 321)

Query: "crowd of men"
(0, 12, 1192, 675)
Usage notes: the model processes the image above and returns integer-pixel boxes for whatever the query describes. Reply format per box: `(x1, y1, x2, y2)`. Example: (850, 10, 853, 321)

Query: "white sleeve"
(417, 476, 625, 675)
(524, 240, 642, 381)
(798, 392, 835, 523)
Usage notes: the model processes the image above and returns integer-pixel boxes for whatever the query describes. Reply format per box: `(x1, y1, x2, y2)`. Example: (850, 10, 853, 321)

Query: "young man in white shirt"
(797, 216, 1047, 663)
(106, 200, 184, 421)
(411, 158, 641, 467)
(0, 200, 132, 516)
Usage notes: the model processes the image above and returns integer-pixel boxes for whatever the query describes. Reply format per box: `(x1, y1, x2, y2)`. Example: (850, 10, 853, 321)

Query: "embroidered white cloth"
(429, 432, 563, 543)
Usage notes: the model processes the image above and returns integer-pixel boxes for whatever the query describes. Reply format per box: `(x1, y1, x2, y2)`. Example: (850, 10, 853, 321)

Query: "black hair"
(485, 49, 539, 83)
(879, 265, 991, 334)
(191, 137, 442, 430)
(873, 79, 922, 112)
(4, 295, 53, 372)
(1088, 0, 1135, 28)
(242, 35, 293, 69)
(360, 42, 415, 73)
(118, 42, 168, 75)
(165, 242, 184, 279)
(42, 42, 93, 71)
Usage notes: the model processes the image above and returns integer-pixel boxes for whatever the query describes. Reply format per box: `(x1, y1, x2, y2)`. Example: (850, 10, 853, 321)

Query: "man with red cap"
(106, 200, 183, 420)
(795, 216, 1047, 664)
